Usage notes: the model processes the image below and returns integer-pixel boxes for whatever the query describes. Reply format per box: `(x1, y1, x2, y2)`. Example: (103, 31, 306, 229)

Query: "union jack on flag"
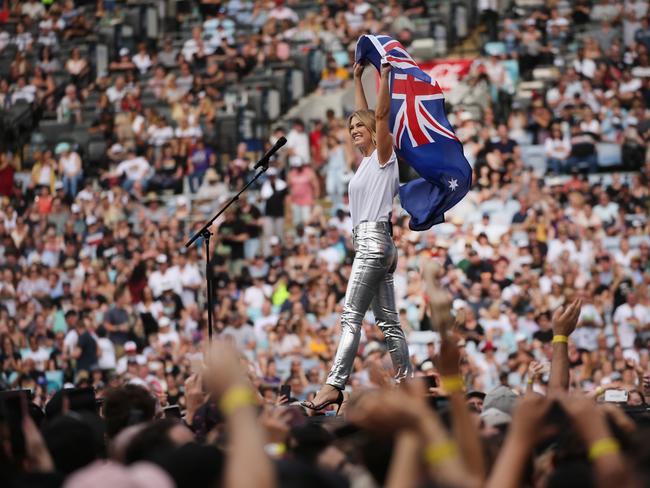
(356, 34, 471, 231)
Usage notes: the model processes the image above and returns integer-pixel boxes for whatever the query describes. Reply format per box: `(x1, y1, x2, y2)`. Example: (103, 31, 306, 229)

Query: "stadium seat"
(520, 145, 547, 175)
(38, 120, 71, 146)
(596, 143, 622, 167)
(533, 66, 560, 82)
(410, 38, 436, 61)
(484, 42, 506, 57)
(86, 139, 108, 168)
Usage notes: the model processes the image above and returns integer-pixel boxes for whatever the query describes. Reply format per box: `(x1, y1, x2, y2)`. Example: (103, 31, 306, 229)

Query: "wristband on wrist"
(424, 440, 458, 465)
(441, 375, 464, 394)
(552, 335, 569, 344)
(264, 442, 287, 458)
(527, 377, 534, 385)
(588, 438, 620, 461)
(220, 386, 255, 416)
(595, 386, 605, 397)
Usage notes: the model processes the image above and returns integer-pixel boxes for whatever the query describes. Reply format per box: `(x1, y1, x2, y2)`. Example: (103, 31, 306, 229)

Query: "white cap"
(269, 236, 280, 246)
(159, 316, 171, 328)
(156, 254, 168, 264)
(124, 341, 137, 352)
(289, 155, 303, 167)
(54, 181, 64, 190)
(71, 203, 81, 213)
(119, 47, 130, 57)
(176, 196, 188, 207)
(86, 215, 98, 226)
(480, 408, 512, 427)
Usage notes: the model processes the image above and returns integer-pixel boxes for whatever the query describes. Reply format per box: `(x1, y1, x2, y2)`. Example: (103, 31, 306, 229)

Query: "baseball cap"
(483, 385, 518, 415)
(480, 408, 512, 427)
(124, 341, 137, 352)
(85, 215, 98, 226)
(156, 254, 168, 264)
(119, 47, 130, 57)
(420, 360, 434, 372)
(466, 390, 486, 400)
(159, 317, 171, 328)
(269, 236, 280, 246)
(289, 155, 303, 167)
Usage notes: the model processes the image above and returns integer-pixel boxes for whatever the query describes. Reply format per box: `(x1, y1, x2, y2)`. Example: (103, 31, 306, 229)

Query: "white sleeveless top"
(348, 149, 399, 227)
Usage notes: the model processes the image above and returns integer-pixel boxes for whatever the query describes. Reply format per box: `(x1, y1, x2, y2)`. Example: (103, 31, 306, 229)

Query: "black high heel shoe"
(301, 388, 344, 415)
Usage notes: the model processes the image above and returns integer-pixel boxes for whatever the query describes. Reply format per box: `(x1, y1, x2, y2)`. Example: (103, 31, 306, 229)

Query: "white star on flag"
(448, 178, 458, 191)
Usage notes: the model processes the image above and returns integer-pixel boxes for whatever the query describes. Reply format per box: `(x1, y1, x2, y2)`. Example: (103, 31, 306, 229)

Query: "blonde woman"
(302, 62, 411, 413)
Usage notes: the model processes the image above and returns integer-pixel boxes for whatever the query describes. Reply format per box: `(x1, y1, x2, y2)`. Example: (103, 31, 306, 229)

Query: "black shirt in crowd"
(77, 330, 98, 372)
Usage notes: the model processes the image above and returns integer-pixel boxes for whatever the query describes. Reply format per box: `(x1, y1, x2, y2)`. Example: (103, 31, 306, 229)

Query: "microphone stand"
(185, 164, 271, 343)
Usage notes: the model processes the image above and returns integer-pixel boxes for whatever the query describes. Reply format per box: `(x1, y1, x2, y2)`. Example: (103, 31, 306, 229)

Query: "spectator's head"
(42, 412, 105, 475)
(124, 418, 194, 465)
(103, 385, 157, 439)
(467, 391, 486, 412)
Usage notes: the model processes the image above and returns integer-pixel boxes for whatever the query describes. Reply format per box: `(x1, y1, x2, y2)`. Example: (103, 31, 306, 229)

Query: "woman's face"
(349, 116, 373, 151)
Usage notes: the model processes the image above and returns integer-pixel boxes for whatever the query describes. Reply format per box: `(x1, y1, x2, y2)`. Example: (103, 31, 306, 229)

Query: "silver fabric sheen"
(326, 221, 412, 389)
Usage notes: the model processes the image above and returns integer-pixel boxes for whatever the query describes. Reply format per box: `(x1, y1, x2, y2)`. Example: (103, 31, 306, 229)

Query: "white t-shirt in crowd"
(148, 266, 182, 297)
(97, 337, 116, 370)
(612, 303, 650, 349)
(116, 156, 150, 181)
(254, 313, 279, 341)
(286, 129, 311, 164)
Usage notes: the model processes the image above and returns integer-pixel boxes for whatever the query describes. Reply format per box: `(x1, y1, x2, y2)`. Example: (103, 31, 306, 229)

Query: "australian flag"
(355, 34, 472, 231)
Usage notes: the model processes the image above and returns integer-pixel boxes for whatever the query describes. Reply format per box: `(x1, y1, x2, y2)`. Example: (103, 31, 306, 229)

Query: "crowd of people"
(0, 0, 649, 487)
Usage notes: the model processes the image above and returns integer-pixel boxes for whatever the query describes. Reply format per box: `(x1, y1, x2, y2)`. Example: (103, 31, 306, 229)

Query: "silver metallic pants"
(326, 222, 412, 389)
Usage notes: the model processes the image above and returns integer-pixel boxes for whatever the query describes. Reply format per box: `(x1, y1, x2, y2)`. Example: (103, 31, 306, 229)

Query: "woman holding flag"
(302, 61, 412, 413)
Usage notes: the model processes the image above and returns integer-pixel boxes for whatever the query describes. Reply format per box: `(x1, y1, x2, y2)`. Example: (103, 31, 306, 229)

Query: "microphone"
(254, 136, 287, 170)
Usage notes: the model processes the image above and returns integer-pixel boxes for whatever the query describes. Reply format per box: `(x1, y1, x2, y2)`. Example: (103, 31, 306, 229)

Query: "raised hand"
(509, 394, 558, 446)
(353, 61, 366, 79)
(184, 373, 208, 425)
(551, 299, 582, 337)
(259, 406, 291, 444)
(527, 361, 545, 380)
(202, 340, 250, 399)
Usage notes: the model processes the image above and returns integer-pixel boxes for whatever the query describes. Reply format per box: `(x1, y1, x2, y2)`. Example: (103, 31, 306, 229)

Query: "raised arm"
(353, 62, 369, 111)
(427, 281, 485, 482)
(548, 299, 581, 394)
(376, 64, 394, 166)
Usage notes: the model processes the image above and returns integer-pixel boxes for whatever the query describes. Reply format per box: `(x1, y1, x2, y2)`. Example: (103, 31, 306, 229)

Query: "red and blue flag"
(355, 34, 472, 231)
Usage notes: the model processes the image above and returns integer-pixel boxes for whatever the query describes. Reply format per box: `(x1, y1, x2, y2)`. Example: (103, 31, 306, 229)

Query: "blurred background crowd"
(0, 0, 649, 487)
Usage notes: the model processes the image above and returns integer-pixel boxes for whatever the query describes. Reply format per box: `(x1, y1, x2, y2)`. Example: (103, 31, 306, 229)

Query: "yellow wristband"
(441, 376, 464, 394)
(220, 386, 255, 416)
(595, 386, 605, 397)
(424, 440, 458, 465)
(588, 438, 620, 461)
(527, 377, 534, 385)
(264, 442, 286, 457)
(552, 335, 569, 344)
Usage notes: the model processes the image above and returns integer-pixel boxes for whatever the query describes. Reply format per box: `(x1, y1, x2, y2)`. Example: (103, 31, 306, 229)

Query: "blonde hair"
(347, 110, 376, 147)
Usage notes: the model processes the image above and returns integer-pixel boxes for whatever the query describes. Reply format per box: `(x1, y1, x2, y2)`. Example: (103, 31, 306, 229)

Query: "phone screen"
(425, 375, 438, 389)
(604, 389, 628, 403)
(279, 384, 291, 400)
(163, 405, 182, 419)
